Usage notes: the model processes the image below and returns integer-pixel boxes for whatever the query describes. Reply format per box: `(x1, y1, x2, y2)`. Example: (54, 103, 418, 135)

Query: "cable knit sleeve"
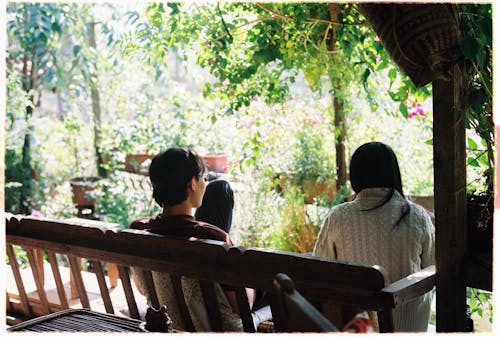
(313, 213, 336, 259)
(419, 211, 435, 269)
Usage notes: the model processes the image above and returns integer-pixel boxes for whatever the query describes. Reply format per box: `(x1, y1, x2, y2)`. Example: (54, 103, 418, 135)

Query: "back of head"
(349, 142, 404, 195)
(149, 147, 206, 206)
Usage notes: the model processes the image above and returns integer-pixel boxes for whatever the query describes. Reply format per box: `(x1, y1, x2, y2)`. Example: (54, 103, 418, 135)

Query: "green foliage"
(268, 183, 319, 253)
(102, 86, 233, 158)
(459, 4, 493, 193)
(5, 149, 23, 213)
(5, 246, 29, 269)
(7, 3, 79, 213)
(97, 175, 159, 229)
(64, 116, 85, 176)
(467, 287, 493, 326)
(7, 3, 73, 92)
(290, 123, 335, 183)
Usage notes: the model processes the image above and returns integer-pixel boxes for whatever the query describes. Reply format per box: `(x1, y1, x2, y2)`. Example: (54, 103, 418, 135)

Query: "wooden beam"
(433, 63, 467, 332)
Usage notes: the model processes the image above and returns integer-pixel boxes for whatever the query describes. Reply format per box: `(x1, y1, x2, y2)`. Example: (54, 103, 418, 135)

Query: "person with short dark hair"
(130, 147, 270, 331)
(313, 142, 435, 332)
(132, 148, 234, 245)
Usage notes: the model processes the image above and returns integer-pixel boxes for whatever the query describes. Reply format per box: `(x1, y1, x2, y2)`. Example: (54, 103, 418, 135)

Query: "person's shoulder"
(129, 216, 156, 230)
(327, 200, 356, 218)
(194, 220, 227, 235)
(406, 201, 435, 231)
(194, 221, 233, 244)
(407, 200, 432, 219)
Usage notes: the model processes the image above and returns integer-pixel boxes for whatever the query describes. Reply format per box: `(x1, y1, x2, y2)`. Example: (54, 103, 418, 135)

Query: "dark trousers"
(195, 179, 234, 233)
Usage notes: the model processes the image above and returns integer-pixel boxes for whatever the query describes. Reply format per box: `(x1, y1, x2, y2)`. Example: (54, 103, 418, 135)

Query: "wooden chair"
(271, 273, 338, 332)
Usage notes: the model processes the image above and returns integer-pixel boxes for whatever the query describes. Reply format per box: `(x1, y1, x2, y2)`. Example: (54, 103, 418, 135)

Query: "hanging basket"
(359, 3, 463, 88)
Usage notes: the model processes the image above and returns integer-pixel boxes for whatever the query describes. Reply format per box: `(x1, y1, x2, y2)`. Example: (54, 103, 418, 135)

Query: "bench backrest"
(5, 214, 435, 332)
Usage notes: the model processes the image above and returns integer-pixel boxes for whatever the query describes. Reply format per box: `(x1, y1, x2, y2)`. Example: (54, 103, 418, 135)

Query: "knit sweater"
(313, 187, 435, 332)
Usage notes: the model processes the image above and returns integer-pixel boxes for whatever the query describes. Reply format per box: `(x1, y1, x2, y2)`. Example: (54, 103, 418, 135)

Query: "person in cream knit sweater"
(313, 142, 435, 332)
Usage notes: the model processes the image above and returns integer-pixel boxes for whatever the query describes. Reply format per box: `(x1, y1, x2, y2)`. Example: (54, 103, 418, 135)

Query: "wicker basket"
(359, 3, 463, 87)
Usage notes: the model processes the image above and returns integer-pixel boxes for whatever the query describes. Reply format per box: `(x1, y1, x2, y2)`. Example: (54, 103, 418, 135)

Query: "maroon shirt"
(130, 214, 233, 247)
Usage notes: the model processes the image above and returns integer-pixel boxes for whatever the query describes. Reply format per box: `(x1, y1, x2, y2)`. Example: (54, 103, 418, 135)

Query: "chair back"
(271, 273, 338, 332)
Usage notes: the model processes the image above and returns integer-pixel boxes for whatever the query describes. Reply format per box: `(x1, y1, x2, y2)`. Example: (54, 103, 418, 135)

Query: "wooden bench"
(5, 213, 436, 332)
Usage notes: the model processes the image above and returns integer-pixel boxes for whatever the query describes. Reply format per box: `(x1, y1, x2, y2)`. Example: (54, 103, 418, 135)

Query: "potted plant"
(199, 151, 228, 173)
(275, 126, 337, 205)
(69, 176, 100, 208)
(106, 107, 192, 175)
(123, 145, 154, 175)
(110, 121, 156, 175)
(64, 116, 101, 209)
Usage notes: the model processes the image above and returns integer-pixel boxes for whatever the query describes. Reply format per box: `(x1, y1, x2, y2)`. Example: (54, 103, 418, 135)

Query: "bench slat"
(170, 274, 195, 332)
(235, 287, 255, 332)
(6, 244, 32, 317)
(26, 248, 51, 315)
(91, 260, 114, 314)
(199, 280, 223, 332)
(47, 251, 69, 310)
(140, 269, 159, 309)
(68, 255, 90, 309)
(118, 265, 140, 319)
(377, 308, 395, 332)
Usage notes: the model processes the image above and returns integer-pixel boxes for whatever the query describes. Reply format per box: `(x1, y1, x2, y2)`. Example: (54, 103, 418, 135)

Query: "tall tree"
(87, 21, 106, 177)
(7, 3, 69, 213)
(57, 3, 117, 179)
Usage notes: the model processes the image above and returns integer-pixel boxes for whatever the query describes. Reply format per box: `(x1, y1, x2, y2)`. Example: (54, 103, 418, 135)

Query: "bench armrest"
(381, 265, 435, 307)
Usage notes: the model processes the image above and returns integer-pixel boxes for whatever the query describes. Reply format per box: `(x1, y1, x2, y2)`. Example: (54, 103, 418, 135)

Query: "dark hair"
(349, 142, 409, 228)
(149, 147, 206, 207)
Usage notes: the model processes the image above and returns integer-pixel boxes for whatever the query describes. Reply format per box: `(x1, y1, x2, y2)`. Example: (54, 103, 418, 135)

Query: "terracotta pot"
(200, 153, 228, 173)
(69, 177, 100, 208)
(124, 153, 154, 175)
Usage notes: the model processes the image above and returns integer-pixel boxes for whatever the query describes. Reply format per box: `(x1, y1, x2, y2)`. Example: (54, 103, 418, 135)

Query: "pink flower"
(375, 35, 380, 42)
(31, 210, 43, 218)
(408, 102, 426, 118)
(222, 79, 230, 87)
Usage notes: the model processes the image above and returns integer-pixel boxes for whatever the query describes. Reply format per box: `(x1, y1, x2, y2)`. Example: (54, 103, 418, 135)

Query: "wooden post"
(433, 64, 467, 332)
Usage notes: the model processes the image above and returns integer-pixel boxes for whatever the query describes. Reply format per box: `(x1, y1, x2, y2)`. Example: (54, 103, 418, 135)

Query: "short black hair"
(149, 147, 206, 206)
